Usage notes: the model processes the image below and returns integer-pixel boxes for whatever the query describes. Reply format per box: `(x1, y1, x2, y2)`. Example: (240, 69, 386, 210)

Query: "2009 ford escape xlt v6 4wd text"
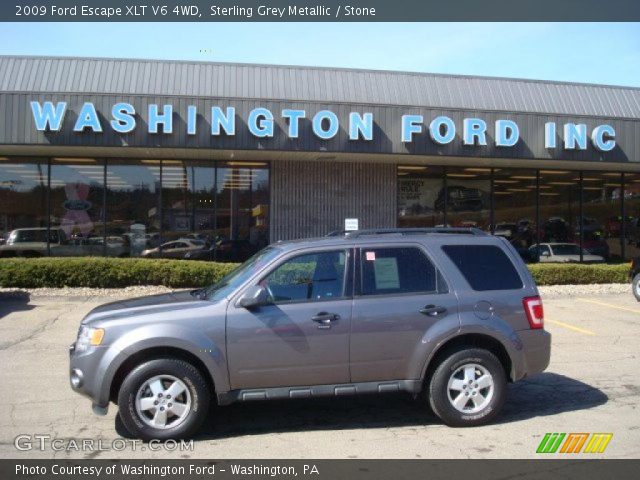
(69, 228, 551, 440)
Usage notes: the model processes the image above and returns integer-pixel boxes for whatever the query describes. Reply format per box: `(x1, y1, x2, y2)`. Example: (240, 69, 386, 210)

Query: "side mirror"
(237, 285, 270, 309)
(541, 251, 550, 257)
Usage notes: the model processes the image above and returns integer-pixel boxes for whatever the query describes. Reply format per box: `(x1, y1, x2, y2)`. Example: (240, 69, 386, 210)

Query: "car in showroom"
(69, 228, 550, 440)
(434, 186, 487, 212)
(527, 242, 605, 264)
(184, 239, 258, 263)
(140, 239, 206, 259)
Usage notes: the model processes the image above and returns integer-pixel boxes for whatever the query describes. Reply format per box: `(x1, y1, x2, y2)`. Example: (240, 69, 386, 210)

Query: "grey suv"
(69, 228, 551, 440)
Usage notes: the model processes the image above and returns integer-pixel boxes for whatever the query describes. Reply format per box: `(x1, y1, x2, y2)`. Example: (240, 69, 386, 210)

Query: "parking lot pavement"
(0, 290, 639, 459)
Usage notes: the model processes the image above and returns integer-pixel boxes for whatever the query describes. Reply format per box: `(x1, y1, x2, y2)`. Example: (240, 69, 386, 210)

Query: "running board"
(217, 380, 422, 406)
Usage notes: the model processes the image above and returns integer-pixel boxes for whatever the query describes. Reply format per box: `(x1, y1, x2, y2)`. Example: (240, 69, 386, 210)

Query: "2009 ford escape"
(69, 228, 551, 440)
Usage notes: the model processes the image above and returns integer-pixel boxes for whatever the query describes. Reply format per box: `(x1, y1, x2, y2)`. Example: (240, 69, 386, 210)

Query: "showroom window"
(50, 158, 105, 256)
(215, 162, 270, 250)
(105, 159, 161, 258)
(161, 160, 194, 242)
(396, 165, 631, 264)
(582, 172, 624, 262)
(0, 157, 48, 252)
(443, 167, 491, 230)
(492, 168, 537, 253)
(623, 172, 639, 260)
(397, 166, 445, 228)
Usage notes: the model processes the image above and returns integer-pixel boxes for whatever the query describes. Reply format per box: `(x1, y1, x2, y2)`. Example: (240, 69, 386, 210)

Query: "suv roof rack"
(342, 228, 487, 238)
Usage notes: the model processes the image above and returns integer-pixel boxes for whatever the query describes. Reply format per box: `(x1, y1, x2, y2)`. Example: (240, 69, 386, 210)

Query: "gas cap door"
(473, 300, 494, 320)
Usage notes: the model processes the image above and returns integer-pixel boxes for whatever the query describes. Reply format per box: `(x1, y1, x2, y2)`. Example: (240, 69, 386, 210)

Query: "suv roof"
(274, 228, 491, 251)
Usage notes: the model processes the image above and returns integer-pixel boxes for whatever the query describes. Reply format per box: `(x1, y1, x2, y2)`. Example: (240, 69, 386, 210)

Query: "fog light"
(70, 369, 84, 389)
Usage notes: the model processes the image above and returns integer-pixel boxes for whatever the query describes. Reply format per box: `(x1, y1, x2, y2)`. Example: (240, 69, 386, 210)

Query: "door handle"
(419, 305, 447, 316)
(311, 312, 340, 329)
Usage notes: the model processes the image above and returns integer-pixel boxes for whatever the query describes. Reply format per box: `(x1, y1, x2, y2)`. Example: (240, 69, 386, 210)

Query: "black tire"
(117, 358, 210, 441)
(428, 348, 506, 427)
(632, 273, 640, 302)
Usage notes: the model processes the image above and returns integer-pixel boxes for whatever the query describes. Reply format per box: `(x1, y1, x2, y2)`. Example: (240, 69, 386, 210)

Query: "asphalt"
(0, 289, 638, 459)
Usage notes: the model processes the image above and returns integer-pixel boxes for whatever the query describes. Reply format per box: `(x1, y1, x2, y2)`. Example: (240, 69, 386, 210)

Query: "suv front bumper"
(69, 341, 111, 414)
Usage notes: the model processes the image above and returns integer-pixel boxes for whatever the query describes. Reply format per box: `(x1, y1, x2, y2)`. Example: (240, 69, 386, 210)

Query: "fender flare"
(94, 324, 228, 407)
(419, 322, 523, 382)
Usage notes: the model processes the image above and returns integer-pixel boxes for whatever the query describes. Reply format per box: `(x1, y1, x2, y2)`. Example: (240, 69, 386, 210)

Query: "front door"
(226, 248, 353, 389)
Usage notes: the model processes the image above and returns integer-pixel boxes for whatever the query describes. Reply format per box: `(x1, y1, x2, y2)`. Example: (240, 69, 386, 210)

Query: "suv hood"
(81, 290, 207, 325)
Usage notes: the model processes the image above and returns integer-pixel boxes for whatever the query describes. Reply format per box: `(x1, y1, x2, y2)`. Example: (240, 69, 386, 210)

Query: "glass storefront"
(493, 168, 537, 256)
(0, 156, 634, 264)
(624, 172, 640, 259)
(443, 167, 491, 231)
(0, 157, 269, 259)
(397, 166, 444, 228)
(398, 166, 630, 264)
(106, 159, 161, 257)
(0, 158, 48, 252)
(581, 172, 623, 262)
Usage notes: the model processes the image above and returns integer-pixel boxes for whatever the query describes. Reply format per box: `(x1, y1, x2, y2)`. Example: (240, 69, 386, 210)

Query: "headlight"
(75, 326, 105, 352)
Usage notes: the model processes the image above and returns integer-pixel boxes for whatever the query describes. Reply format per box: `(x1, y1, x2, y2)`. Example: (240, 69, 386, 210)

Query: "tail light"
(523, 296, 544, 329)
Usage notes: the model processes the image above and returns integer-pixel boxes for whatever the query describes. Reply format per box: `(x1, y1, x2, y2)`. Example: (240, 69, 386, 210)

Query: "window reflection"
(0, 158, 47, 254)
(582, 172, 623, 262)
(106, 159, 161, 257)
(0, 157, 48, 257)
(623, 173, 640, 260)
(216, 162, 270, 250)
(162, 160, 194, 241)
(397, 166, 444, 228)
(443, 167, 490, 230)
(50, 158, 105, 256)
(493, 168, 537, 258)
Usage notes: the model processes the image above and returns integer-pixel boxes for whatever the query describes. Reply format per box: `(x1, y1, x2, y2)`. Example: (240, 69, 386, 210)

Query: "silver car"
(69, 228, 551, 440)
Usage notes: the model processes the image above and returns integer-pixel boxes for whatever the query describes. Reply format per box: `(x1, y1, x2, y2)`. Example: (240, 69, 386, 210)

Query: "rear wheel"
(428, 348, 506, 427)
(117, 358, 209, 441)
(632, 273, 640, 302)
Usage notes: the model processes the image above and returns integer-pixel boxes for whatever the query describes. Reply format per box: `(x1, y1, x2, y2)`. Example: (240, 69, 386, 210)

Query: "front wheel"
(632, 273, 640, 302)
(117, 358, 210, 441)
(428, 348, 506, 427)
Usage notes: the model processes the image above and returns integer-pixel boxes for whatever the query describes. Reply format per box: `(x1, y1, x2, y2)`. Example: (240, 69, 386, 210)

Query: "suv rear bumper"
(516, 329, 551, 379)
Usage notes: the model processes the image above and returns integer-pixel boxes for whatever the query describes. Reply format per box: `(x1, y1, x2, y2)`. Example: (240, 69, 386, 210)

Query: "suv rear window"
(442, 245, 523, 291)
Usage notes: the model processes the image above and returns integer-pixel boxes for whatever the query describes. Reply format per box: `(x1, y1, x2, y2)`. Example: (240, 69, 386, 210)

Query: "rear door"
(350, 244, 459, 383)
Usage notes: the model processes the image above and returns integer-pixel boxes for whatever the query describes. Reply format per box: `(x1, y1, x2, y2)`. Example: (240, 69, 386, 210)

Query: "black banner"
(3, 460, 640, 480)
(2, 0, 640, 22)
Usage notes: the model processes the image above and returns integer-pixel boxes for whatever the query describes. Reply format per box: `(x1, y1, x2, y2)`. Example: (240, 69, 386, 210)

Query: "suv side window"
(442, 244, 524, 291)
(360, 247, 445, 296)
(263, 250, 348, 304)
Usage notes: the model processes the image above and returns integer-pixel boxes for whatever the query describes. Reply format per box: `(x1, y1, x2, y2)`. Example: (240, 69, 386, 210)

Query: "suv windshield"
(204, 246, 281, 302)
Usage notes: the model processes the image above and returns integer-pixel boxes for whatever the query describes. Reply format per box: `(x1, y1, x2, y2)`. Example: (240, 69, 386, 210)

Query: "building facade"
(1, 56, 639, 261)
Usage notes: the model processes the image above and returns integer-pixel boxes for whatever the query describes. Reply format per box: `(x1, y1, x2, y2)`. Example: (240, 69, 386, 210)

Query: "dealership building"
(1, 55, 639, 261)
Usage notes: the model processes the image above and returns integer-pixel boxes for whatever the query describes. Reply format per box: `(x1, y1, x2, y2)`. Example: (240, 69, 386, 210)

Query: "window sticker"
(366, 251, 376, 261)
(374, 257, 400, 290)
